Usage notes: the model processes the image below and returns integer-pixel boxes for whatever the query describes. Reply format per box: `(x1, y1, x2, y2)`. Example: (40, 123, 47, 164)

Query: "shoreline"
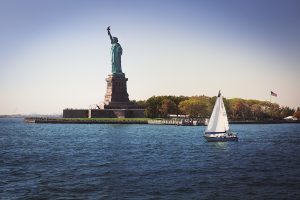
(24, 117, 148, 124)
(23, 117, 300, 125)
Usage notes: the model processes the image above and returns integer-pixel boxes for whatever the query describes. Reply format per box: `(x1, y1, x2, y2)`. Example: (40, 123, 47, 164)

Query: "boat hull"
(203, 135, 238, 142)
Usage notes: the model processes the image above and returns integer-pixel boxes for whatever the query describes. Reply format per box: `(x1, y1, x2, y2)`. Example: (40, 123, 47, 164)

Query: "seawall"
(24, 118, 300, 125)
(63, 109, 145, 118)
(24, 118, 148, 124)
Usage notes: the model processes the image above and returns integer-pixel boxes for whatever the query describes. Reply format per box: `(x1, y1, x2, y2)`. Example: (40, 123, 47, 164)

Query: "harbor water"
(1, 118, 300, 199)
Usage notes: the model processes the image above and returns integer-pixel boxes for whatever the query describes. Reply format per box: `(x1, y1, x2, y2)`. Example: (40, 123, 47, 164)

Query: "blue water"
(1, 118, 300, 199)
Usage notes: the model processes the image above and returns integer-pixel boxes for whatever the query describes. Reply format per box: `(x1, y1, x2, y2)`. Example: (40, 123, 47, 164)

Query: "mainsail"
(205, 91, 229, 133)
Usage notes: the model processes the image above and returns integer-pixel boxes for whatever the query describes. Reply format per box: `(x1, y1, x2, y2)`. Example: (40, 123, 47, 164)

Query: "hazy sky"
(0, 0, 299, 115)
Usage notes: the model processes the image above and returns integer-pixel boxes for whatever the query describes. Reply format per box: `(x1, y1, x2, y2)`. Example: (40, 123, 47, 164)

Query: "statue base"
(103, 73, 140, 110)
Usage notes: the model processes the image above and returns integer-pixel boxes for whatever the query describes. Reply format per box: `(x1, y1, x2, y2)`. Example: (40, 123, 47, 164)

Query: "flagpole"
(270, 91, 277, 104)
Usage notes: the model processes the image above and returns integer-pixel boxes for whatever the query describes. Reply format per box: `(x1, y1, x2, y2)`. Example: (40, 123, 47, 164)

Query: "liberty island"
(23, 27, 299, 124)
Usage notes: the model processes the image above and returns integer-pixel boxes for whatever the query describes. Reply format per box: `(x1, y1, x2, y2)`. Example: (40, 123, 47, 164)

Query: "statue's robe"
(111, 43, 123, 74)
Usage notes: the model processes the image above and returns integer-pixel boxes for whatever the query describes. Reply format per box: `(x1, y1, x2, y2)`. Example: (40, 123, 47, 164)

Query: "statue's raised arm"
(106, 26, 123, 74)
(107, 26, 113, 43)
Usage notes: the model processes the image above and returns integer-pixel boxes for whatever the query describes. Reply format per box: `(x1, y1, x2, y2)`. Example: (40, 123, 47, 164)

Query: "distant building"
(284, 116, 297, 121)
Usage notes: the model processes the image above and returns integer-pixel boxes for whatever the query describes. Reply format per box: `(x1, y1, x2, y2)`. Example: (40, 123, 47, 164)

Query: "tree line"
(134, 95, 299, 120)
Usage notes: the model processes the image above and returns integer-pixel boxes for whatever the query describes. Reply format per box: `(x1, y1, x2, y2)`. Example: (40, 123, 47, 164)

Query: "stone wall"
(63, 109, 89, 118)
(89, 109, 116, 118)
(90, 109, 145, 118)
(124, 109, 145, 118)
(63, 109, 145, 118)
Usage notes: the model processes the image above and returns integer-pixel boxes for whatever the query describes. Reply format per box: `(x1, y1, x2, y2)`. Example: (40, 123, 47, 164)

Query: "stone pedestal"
(104, 73, 128, 103)
(103, 73, 138, 109)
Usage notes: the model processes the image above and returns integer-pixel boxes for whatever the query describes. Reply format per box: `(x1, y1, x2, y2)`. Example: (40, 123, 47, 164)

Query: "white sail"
(205, 92, 229, 133)
(221, 96, 229, 131)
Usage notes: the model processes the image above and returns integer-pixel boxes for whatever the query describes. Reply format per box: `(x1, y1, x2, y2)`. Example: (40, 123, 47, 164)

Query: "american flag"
(271, 91, 277, 97)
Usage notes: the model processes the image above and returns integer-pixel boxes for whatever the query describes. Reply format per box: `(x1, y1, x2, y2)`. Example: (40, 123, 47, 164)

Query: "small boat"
(204, 91, 238, 142)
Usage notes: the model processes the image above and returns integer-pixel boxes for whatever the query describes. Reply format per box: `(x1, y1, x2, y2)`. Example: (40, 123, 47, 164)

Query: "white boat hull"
(204, 132, 238, 142)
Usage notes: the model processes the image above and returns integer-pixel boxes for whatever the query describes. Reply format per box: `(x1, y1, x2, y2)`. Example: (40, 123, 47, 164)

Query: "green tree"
(145, 96, 162, 118)
(170, 96, 188, 117)
(179, 98, 209, 119)
(144, 95, 185, 118)
(230, 99, 251, 120)
(266, 103, 281, 119)
(159, 99, 177, 117)
(250, 104, 263, 120)
(135, 100, 147, 108)
(142, 95, 296, 120)
(280, 106, 295, 118)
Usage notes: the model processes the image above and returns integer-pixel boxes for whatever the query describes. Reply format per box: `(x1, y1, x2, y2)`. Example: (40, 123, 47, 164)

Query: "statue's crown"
(112, 37, 118, 43)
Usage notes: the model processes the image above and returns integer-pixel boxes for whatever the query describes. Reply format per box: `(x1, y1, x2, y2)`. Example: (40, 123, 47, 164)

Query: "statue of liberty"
(107, 26, 123, 74)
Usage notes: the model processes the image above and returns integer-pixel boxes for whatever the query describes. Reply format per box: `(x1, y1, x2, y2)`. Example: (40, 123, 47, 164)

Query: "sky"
(0, 0, 299, 115)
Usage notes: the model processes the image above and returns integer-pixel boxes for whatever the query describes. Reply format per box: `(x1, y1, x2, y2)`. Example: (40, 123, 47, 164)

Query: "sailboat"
(204, 91, 238, 142)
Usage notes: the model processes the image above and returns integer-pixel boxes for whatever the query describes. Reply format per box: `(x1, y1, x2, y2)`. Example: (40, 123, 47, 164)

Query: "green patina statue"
(107, 26, 123, 74)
